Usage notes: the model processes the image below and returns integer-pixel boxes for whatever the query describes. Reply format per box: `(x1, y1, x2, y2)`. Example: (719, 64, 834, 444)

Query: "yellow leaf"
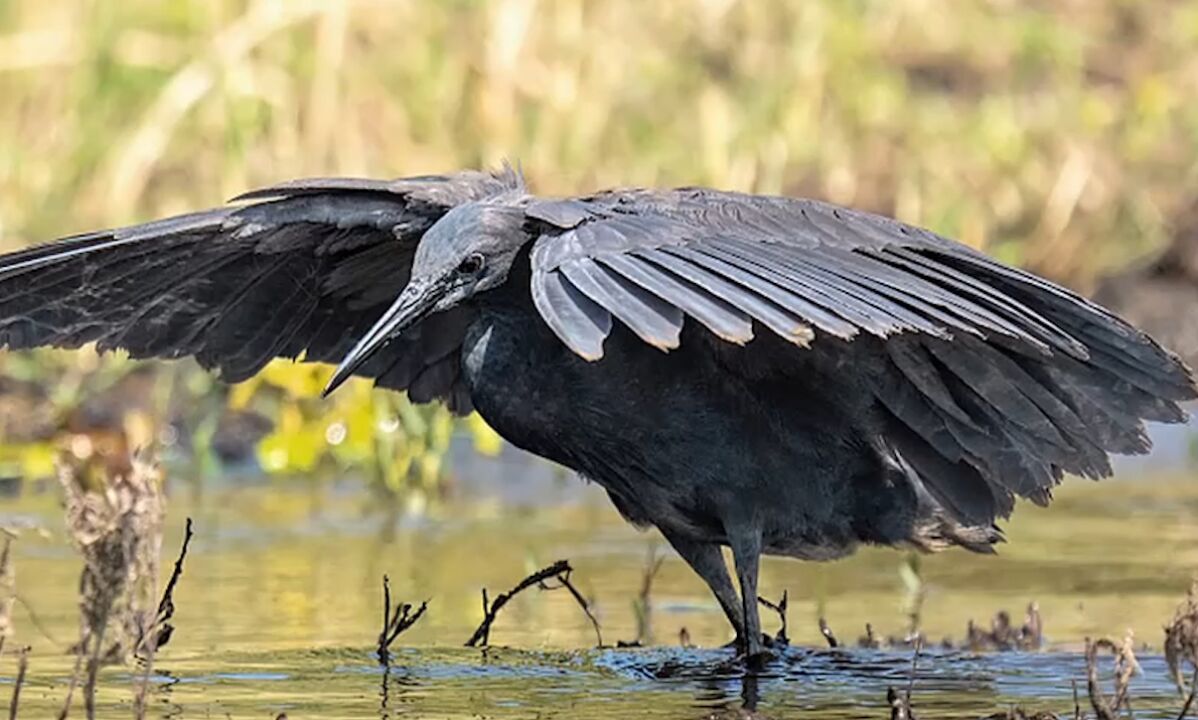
(467, 414, 503, 457)
(19, 443, 57, 479)
(227, 376, 262, 410)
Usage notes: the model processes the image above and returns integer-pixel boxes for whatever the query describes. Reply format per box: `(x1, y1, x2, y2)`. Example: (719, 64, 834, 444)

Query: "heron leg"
(729, 528, 767, 662)
(659, 530, 744, 639)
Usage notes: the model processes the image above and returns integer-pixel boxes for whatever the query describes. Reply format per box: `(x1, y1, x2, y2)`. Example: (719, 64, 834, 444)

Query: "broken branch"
(818, 617, 838, 648)
(148, 517, 194, 652)
(541, 570, 603, 648)
(376, 575, 429, 664)
(8, 645, 28, 720)
(465, 560, 585, 648)
(756, 591, 789, 646)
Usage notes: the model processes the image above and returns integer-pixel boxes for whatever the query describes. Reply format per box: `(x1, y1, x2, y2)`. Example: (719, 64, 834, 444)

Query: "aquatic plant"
(58, 452, 165, 718)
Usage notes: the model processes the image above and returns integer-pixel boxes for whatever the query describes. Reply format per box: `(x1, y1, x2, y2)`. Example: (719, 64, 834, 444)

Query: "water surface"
(2, 446, 1197, 718)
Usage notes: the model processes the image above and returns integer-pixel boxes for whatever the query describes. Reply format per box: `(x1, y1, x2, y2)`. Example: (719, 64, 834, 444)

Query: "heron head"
(323, 201, 528, 396)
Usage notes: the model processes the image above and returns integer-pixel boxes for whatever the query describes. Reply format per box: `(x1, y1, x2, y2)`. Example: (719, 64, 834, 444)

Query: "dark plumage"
(0, 167, 1193, 660)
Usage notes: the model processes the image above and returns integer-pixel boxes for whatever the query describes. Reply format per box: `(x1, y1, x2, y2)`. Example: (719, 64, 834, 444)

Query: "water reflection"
(126, 645, 1183, 719)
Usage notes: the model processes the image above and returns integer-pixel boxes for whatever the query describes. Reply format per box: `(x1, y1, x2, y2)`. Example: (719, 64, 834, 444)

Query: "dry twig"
(1084, 634, 1141, 720)
(888, 686, 916, 720)
(906, 635, 923, 704)
(465, 560, 596, 648)
(1167, 579, 1198, 697)
(141, 517, 194, 653)
(858, 622, 880, 649)
(887, 634, 923, 720)
(818, 616, 838, 648)
(133, 517, 194, 719)
(756, 590, 789, 646)
(1179, 667, 1198, 720)
(1023, 601, 1044, 651)
(0, 534, 13, 652)
(541, 570, 603, 648)
(8, 645, 29, 720)
(376, 575, 429, 664)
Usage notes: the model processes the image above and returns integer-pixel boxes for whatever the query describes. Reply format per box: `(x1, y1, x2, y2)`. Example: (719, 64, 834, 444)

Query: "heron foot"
(722, 633, 778, 651)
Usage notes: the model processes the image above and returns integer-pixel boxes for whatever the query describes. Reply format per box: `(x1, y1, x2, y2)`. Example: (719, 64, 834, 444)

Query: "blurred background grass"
(0, 0, 1196, 499)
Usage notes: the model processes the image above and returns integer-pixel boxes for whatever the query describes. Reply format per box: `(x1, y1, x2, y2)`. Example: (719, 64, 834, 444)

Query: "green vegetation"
(0, 0, 1195, 494)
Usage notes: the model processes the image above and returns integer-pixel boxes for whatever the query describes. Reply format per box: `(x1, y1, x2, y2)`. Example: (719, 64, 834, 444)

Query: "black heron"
(0, 167, 1193, 660)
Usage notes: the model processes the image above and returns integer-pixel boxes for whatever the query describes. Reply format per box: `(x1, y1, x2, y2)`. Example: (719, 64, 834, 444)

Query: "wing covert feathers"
(0, 169, 522, 414)
(529, 189, 1196, 543)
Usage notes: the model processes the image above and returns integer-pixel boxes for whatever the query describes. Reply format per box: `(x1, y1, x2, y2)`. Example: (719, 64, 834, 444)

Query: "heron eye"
(457, 253, 485, 275)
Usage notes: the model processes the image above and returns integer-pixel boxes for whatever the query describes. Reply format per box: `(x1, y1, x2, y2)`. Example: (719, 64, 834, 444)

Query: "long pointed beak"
(322, 280, 438, 397)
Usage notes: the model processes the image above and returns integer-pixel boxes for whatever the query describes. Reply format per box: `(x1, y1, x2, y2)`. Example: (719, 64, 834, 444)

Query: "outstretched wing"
(0, 168, 522, 413)
(527, 188, 1197, 536)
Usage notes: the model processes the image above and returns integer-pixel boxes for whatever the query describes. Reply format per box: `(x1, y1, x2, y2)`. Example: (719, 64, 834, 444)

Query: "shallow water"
(2, 443, 1197, 718)
(13, 647, 1187, 719)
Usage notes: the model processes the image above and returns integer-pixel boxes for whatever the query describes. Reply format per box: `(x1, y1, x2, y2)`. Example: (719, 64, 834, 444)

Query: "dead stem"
(58, 646, 85, 719)
(376, 574, 429, 664)
(887, 685, 916, 720)
(134, 517, 195, 719)
(858, 623, 880, 649)
(885, 634, 924, 720)
(84, 612, 111, 720)
(1179, 667, 1198, 720)
(465, 560, 587, 648)
(8, 645, 28, 720)
(0, 535, 13, 652)
(541, 570, 603, 648)
(1085, 634, 1141, 720)
(818, 616, 838, 648)
(1024, 602, 1044, 651)
(756, 591, 789, 646)
(142, 517, 194, 654)
(905, 635, 923, 705)
(1085, 637, 1118, 720)
(1167, 579, 1198, 696)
